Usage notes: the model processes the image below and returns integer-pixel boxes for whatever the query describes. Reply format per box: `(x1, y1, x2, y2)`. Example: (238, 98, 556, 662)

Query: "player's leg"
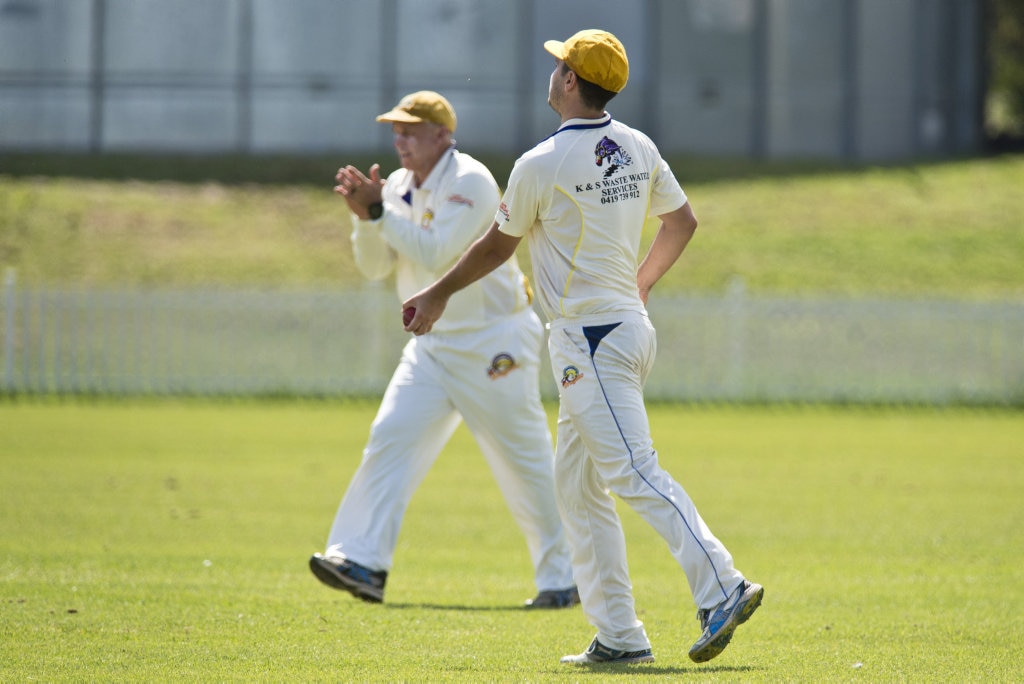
(323, 338, 461, 572)
(553, 397, 651, 652)
(444, 309, 574, 593)
(555, 314, 744, 609)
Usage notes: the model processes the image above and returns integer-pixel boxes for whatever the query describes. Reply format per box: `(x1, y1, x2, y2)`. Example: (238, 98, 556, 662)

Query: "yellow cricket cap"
(544, 29, 629, 93)
(375, 90, 457, 132)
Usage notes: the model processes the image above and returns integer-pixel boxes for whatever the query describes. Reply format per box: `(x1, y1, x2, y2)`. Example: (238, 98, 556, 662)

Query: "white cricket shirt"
(352, 147, 532, 333)
(496, 113, 687, 322)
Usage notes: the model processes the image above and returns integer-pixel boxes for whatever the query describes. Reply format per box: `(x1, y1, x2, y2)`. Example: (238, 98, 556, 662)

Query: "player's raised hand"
(334, 166, 360, 197)
(334, 164, 386, 220)
(336, 165, 384, 202)
(354, 164, 384, 206)
(367, 163, 385, 191)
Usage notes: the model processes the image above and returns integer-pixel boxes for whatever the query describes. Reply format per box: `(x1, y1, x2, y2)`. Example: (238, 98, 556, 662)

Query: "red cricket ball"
(403, 306, 416, 327)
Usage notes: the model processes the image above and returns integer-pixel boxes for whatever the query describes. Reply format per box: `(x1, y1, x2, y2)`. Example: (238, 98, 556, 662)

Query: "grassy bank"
(1, 153, 1022, 298)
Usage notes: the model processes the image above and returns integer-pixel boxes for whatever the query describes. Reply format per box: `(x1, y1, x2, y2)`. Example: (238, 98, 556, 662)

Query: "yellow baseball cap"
(375, 90, 457, 132)
(544, 29, 629, 93)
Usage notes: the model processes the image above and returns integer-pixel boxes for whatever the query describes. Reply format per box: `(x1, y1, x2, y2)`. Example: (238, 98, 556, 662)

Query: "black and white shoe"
(309, 553, 387, 603)
(525, 586, 580, 609)
(560, 637, 654, 665)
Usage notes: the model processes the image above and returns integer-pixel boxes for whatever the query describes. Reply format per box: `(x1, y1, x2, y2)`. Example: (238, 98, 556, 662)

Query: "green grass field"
(2, 401, 1021, 681)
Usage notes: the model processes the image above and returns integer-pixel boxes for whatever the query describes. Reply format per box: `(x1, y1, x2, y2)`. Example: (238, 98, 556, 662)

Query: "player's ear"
(565, 68, 578, 91)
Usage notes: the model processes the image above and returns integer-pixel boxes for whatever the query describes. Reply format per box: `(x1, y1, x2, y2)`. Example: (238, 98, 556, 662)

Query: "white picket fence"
(2, 274, 1022, 405)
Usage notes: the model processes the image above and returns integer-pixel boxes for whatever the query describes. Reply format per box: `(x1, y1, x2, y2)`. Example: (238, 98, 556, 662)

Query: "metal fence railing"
(3, 275, 1022, 405)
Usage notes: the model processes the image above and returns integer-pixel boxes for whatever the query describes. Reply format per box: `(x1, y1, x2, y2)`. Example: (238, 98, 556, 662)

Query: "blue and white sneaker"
(309, 553, 387, 603)
(560, 637, 655, 665)
(688, 580, 764, 663)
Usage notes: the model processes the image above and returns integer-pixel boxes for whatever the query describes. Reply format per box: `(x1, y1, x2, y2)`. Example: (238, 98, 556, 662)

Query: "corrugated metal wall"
(0, 0, 984, 160)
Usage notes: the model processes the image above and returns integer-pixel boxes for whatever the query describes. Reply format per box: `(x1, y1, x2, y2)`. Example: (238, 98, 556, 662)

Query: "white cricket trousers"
(325, 307, 574, 592)
(548, 310, 744, 651)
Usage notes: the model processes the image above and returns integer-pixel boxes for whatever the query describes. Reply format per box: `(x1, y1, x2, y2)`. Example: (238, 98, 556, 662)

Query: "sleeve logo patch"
(446, 194, 475, 208)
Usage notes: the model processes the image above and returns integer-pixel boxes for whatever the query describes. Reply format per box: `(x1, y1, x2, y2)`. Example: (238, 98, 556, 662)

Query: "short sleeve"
(648, 157, 688, 217)
(495, 158, 541, 239)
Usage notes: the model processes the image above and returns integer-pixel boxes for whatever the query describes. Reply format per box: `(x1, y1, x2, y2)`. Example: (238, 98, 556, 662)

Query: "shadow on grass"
(384, 602, 765, 674)
(539, 664, 763, 676)
(385, 602, 531, 612)
(0, 150, 868, 188)
(2, 148, 1018, 189)
(5, 150, 1014, 202)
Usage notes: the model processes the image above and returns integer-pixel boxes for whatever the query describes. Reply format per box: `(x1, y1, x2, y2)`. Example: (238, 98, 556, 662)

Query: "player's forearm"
(433, 223, 518, 297)
(637, 204, 697, 295)
(351, 221, 395, 280)
(402, 223, 520, 335)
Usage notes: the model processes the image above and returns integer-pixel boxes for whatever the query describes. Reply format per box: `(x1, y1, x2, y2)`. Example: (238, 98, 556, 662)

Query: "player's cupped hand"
(334, 164, 384, 204)
(401, 287, 448, 336)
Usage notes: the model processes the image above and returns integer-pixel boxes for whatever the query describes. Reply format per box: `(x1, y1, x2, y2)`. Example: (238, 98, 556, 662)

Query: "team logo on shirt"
(594, 136, 632, 178)
(561, 365, 583, 387)
(487, 353, 519, 379)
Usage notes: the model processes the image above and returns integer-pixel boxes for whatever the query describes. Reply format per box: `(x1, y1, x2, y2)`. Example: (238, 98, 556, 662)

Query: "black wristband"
(367, 202, 384, 220)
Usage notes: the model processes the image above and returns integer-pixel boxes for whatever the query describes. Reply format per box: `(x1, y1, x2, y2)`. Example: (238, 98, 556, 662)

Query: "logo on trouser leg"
(561, 365, 583, 387)
(487, 353, 518, 379)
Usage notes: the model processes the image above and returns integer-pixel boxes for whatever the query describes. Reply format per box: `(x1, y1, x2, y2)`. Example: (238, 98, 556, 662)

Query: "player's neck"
(562, 112, 606, 124)
(558, 103, 606, 124)
(411, 146, 451, 187)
